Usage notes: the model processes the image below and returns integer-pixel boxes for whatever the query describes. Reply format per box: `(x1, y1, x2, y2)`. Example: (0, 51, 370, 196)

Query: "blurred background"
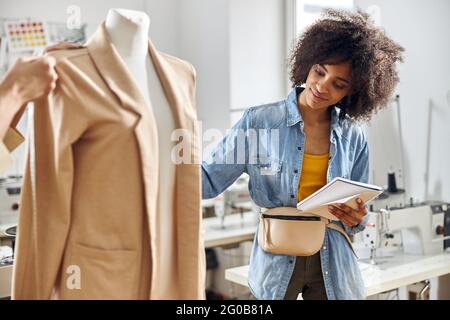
(0, 0, 449, 300)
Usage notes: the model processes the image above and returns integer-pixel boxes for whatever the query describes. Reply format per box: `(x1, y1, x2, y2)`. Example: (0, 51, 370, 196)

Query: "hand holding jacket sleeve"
(13, 58, 89, 299)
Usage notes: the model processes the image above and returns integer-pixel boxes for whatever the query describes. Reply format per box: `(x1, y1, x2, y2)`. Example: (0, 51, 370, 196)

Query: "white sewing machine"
(0, 176, 21, 299)
(0, 176, 21, 237)
(212, 175, 255, 229)
(360, 201, 449, 261)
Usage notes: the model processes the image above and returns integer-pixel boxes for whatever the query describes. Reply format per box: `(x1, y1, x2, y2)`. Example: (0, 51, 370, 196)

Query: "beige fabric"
(4, 127, 24, 152)
(259, 207, 357, 257)
(12, 23, 205, 300)
(259, 207, 329, 256)
(0, 128, 24, 173)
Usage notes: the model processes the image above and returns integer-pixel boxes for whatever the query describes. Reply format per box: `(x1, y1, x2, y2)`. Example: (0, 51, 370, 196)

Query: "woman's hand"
(328, 198, 367, 227)
(0, 56, 58, 105)
(0, 56, 58, 139)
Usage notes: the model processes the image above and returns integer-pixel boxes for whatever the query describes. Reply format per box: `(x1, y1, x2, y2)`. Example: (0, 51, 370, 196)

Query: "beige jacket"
(12, 23, 205, 299)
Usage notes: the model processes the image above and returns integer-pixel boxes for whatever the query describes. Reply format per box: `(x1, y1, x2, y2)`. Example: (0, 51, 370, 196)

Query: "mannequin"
(105, 9, 177, 296)
(13, 8, 205, 300)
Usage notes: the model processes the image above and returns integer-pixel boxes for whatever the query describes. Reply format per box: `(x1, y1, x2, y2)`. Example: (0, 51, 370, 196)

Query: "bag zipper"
(261, 214, 321, 221)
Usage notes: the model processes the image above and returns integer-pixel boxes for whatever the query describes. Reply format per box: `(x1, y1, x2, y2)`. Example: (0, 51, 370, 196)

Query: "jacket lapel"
(86, 23, 151, 120)
(86, 23, 203, 298)
(147, 40, 197, 130)
(86, 24, 160, 282)
(148, 39, 204, 298)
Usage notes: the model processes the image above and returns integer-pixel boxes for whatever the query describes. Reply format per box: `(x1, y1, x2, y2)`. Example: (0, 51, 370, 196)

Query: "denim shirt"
(201, 86, 370, 300)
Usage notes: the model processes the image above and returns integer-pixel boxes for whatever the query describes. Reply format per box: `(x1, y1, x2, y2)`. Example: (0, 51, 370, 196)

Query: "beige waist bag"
(257, 207, 357, 257)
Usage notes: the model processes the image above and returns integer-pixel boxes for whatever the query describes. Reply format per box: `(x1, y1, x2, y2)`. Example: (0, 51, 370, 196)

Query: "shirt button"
(294, 170, 298, 174)
(323, 246, 327, 250)
(290, 195, 295, 199)
(298, 147, 302, 150)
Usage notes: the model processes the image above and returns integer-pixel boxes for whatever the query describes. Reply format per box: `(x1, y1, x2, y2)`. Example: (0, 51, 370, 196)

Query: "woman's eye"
(315, 68, 324, 76)
(334, 83, 346, 90)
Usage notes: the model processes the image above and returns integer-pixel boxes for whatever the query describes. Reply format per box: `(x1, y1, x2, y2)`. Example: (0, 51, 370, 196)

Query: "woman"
(0, 56, 57, 172)
(202, 9, 403, 300)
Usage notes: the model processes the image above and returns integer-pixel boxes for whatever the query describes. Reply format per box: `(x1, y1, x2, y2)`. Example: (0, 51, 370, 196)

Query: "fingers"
(356, 197, 366, 213)
(46, 71, 58, 94)
(43, 56, 56, 68)
(38, 57, 58, 95)
(3, 55, 59, 104)
(26, 56, 58, 98)
(328, 203, 362, 227)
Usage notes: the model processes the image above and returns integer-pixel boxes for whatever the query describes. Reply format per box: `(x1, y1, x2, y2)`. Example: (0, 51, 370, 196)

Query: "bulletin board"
(0, 18, 87, 78)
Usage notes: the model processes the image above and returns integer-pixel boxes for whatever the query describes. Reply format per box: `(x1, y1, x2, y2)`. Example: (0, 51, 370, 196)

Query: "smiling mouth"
(310, 88, 327, 101)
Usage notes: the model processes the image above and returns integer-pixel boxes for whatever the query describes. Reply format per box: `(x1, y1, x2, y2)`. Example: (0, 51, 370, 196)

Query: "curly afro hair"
(289, 9, 404, 124)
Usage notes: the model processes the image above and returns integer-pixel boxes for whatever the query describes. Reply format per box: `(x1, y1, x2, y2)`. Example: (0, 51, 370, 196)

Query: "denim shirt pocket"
(249, 156, 284, 198)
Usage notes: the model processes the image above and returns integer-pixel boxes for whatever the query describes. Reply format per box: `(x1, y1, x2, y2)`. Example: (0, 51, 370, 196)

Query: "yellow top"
(298, 153, 329, 201)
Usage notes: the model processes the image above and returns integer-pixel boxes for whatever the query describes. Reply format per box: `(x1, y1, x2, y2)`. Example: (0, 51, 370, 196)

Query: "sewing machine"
(0, 176, 21, 237)
(361, 201, 449, 262)
(211, 175, 255, 229)
(0, 176, 21, 299)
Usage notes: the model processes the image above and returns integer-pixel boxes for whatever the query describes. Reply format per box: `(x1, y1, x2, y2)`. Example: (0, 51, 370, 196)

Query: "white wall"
(0, 0, 179, 54)
(144, 0, 178, 55)
(177, 0, 231, 133)
(177, 0, 287, 132)
(355, 0, 450, 204)
(0, 0, 146, 37)
(229, 0, 286, 112)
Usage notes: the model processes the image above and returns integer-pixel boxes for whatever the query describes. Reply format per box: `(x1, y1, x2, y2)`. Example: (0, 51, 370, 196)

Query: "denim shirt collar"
(286, 86, 343, 137)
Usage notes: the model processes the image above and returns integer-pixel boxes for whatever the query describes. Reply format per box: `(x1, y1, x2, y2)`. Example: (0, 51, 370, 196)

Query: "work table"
(225, 252, 450, 297)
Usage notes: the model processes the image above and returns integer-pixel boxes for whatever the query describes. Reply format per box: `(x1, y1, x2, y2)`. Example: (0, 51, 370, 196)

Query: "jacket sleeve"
(345, 130, 370, 235)
(201, 109, 252, 199)
(12, 60, 89, 299)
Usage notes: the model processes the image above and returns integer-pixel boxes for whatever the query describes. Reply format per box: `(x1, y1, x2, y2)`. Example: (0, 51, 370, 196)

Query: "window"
(295, 0, 354, 35)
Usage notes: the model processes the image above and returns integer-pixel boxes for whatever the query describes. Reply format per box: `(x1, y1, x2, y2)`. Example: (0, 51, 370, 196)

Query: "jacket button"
(323, 246, 327, 250)
(290, 195, 295, 199)
(298, 147, 302, 150)
(294, 170, 298, 174)
(325, 271, 329, 275)
(289, 260, 294, 264)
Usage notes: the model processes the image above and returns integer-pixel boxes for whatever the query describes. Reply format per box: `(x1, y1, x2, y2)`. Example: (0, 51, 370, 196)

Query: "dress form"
(105, 9, 177, 298)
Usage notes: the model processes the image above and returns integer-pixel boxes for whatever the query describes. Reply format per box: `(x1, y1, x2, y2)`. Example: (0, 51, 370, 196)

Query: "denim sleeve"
(201, 109, 251, 199)
(345, 133, 370, 235)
